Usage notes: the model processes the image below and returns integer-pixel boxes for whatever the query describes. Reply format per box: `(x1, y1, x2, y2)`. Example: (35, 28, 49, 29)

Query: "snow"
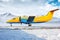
(0, 29, 60, 40)
(0, 29, 45, 40)
(23, 29, 60, 40)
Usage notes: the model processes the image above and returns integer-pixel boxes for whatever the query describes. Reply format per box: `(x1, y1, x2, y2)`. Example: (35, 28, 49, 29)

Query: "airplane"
(7, 9, 59, 26)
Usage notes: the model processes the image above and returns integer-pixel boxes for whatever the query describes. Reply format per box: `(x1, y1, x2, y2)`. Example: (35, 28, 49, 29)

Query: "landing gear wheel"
(28, 24, 31, 26)
(10, 23, 12, 27)
(21, 23, 22, 24)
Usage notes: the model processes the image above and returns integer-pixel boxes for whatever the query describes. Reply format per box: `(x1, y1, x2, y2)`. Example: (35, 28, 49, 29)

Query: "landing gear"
(28, 24, 31, 26)
(21, 23, 22, 24)
(10, 23, 12, 27)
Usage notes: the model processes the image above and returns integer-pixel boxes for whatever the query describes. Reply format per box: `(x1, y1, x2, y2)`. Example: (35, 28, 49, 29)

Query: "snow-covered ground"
(0, 29, 60, 40)
(0, 29, 46, 40)
(23, 29, 60, 40)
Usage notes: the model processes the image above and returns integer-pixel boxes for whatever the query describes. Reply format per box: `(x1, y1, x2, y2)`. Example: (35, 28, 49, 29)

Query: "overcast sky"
(0, 0, 60, 18)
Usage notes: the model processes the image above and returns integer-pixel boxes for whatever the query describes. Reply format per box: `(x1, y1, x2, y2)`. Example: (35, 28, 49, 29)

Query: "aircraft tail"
(50, 9, 59, 12)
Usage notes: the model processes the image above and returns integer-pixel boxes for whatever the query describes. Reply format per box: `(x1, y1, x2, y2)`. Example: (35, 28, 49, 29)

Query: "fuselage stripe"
(27, 16, 35, 23)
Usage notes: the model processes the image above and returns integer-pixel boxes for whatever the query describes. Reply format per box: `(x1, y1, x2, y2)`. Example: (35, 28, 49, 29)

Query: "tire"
(28, 24, 31, 26)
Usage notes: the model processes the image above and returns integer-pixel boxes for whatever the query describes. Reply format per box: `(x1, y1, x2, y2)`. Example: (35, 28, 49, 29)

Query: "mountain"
(0, 13, 16, 23)
(0, 13, 15, 17)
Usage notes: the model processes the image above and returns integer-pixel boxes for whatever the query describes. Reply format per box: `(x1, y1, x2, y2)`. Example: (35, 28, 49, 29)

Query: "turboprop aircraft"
(7, 9, 59, 26)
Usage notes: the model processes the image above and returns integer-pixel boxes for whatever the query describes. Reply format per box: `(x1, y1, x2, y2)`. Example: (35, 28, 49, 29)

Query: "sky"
(0, 0, 60, 18)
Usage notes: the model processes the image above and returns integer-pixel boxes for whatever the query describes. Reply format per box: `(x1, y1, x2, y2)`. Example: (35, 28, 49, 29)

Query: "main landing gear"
(28, 24, 31, 26)
(10, 23, 12, 27)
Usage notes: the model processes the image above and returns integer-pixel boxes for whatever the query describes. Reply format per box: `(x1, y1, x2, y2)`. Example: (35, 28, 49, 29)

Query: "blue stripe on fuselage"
(21, 16, 35, 24)
(21, 19, 27, 23)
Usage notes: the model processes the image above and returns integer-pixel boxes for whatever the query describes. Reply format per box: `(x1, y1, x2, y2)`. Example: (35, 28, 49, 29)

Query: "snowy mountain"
(0, 13, 16, 23)
(0, 13, 15, 17)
